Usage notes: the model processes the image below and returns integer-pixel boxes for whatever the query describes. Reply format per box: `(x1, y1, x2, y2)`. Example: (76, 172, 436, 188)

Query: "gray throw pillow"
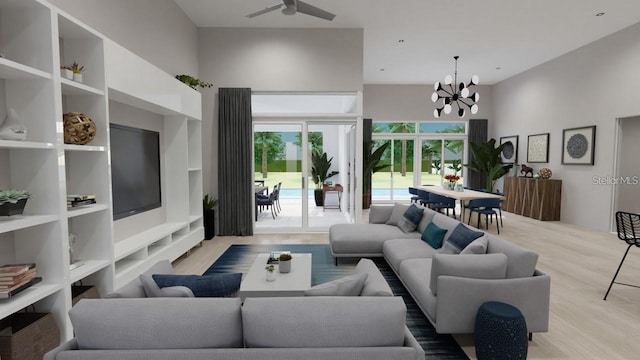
(440, 223, 485, 254)
(304, 273, 368, 296)
(139, 274, 195, 297)
(397, 204, 424, 233)
(385, 203, 410, 226)
(460, 235, 488, 254)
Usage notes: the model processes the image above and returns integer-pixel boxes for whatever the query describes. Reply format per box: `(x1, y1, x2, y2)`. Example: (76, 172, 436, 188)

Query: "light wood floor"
(173, 210, 640, 359)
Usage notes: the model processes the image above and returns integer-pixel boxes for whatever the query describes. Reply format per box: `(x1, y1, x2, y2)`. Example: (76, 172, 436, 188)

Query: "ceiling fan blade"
(246, 4, 283, 18)
(295, 0, 336, 21)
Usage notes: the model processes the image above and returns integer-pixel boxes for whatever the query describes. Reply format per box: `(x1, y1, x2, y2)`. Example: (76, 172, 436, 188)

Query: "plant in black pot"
(202, 194, 218, 240)
(464, 138, 514, 192)
(0, 189, 31, 216)
(311, 150, 338, 206)
(362, 141, 390, 209)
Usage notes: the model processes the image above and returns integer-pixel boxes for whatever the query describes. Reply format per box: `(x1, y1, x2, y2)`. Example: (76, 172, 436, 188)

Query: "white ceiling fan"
(246, 0, 336, 21)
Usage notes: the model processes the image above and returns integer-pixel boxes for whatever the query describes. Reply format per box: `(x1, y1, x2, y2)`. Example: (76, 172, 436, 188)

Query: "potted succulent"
(311, 150, 338, 206)
(0, 189, 31, 216)
(175, 74, 213, 90)
(70, 62, 85, 83)
(265, 265, 276, 282)
(60, 65, 73, 80)
(202, 194, 218, 240)
(278, 253, 292, 273)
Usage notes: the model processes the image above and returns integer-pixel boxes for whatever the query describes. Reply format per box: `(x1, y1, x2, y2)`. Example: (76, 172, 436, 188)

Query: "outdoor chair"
(255, 191, 277, 220)
(274, 182, 282, 213)
(604, 211, 640, 300)
(467, 198, 502, 234)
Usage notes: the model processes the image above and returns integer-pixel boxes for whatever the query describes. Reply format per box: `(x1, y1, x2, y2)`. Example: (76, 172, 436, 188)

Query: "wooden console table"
(323, 184, 343, 211)
(503, 177, 561, 221)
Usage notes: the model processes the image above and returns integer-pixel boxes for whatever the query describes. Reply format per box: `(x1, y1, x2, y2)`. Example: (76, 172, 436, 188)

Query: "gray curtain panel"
(218, 88, 253, 236)
(467, 119, 488, 190)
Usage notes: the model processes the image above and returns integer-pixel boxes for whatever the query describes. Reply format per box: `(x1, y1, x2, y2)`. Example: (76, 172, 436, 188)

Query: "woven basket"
(63, 112, 97, 145)
(71, 285, 101, 306)
(0, 312, 60, 360)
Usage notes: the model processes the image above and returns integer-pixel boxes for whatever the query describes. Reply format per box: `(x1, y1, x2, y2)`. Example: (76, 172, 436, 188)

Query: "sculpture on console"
(520, 164, 534, 178)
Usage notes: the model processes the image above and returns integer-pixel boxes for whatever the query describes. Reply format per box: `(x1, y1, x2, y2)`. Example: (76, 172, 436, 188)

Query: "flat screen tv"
(110, 123, 161, 220)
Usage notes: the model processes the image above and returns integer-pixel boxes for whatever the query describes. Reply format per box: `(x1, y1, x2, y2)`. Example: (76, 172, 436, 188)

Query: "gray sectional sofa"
(44, 296, 424, 360)
(330, 204, 551, 335)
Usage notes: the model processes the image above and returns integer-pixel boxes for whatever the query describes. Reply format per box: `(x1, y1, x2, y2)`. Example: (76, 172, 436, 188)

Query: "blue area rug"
(204, 244, 469, 360)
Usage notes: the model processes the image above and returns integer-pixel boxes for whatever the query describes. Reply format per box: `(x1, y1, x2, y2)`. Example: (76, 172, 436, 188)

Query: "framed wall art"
(499, 135, 519, 164)
(527, 133, 549, 163)
(562, 125, 596, 165)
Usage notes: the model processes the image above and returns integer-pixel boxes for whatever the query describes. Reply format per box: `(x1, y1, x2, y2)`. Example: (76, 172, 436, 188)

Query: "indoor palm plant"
(464, 139, 513, 192)
(362, 141, 390, 209)
(311, 150, 338, 206)
(0, 189, 31, 216)
(202, 194, 218, 240)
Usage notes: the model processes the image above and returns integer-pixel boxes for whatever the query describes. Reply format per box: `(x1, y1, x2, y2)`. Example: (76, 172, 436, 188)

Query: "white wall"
(616, 116, 640, 215)
(47, 0, 198, 76)
(492, 22, 640, 232)
(198, 28, 364, 197)
(364, 84, 493, 121)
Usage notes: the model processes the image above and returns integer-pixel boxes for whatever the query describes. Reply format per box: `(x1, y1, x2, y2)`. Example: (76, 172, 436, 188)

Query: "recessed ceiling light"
(379, 68, 385, 71)
(596, 12, 605, 16)
(398, 39, 405, 43)
(496, 67, 502, 70)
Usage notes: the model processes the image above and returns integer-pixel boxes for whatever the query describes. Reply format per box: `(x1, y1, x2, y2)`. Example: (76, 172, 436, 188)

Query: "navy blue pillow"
(421, 221, 447, 249)
(152, 273, 242, 297)
(440, 223, 484, 254)
(397, 204, 424, 233)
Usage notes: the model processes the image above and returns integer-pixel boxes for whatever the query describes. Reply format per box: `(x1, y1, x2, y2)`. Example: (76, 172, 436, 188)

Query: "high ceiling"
(175, 0, 640, 85)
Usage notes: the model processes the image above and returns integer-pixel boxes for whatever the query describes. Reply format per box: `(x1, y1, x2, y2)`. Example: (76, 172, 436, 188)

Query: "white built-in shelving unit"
(0, 0, 203, 342)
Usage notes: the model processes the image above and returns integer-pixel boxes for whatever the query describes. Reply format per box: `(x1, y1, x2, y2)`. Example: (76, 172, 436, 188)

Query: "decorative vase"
(279, 259, 291, 273)
(73, 73, 83, 82)
(0, 199, 28, 216)
(266, 270, 275, 282)
(63, 112, 97, 145)
(538, 168, 552, 180)
(0, 109, 27, 141)
(455, 184, 464, 192)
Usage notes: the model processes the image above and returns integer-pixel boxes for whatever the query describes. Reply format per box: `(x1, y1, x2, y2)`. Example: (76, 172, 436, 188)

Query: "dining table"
(418, 185, 505, 221)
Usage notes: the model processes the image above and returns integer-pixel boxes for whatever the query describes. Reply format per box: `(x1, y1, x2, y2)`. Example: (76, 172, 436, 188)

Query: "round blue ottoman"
(475, 301, 528, 360)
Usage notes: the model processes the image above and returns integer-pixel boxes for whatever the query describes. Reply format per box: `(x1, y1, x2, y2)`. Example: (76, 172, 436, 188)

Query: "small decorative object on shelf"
(278, 253, 292, 274)
(63, 112, 97, 145)
(0, 311, 59, 359)
(70, 61, 85, 82)
(538, 168, 552, 180)
(60, 65, 73, 79)
(67, 194, 96, 208)
(0, 189, 31, 216)
(265, 265, 276, 282)
(520, 164, 534, 178)
(444, 174, 460, 190)
(0, 108, 27, 141)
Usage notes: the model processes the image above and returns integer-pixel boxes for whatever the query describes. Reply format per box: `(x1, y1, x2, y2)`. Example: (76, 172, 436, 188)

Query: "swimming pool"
(277, 188, 412, 198)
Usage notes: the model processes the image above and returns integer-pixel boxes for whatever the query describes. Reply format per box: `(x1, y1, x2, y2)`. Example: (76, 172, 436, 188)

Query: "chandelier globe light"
(432, 56, 479, 118)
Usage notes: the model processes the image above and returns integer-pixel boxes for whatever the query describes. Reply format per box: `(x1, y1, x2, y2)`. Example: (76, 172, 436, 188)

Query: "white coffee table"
(239, 253, 312, 299)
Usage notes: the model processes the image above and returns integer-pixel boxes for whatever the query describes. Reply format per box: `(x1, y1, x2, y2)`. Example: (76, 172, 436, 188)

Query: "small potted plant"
(0, 189, 31, 217)
(278, 253, 292, 273)
(60, 65, 73, 80)
(265, 265, 276, 282)
(202, 194, 218, 240)
(70, 62, 85, 83)
(175, 74, 213, 90)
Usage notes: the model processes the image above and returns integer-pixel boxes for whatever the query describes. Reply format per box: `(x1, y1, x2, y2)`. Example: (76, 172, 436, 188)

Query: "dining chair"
(255, 191, 277, 220)
(274, 182, 282, 213)
(467, 198, 501, 234)
(604, 211, 640, 300)
(417, 189, 437, 209)
(408, 187, 420, 204)
(429, 193, 457, 218)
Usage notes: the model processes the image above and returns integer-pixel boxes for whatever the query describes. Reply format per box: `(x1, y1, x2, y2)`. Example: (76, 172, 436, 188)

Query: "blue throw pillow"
(397, 204, 424, 233)
(421, 221, 447, 249)
(440, 223, 484, 254)
(152, 273, 242, 297)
